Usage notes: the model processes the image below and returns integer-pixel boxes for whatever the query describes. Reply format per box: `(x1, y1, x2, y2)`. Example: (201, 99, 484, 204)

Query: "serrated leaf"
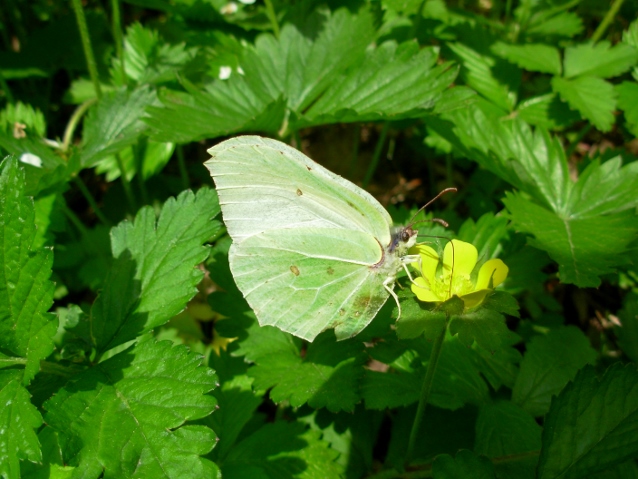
(0, 371, 43, 479)
(617, 81, 638, 137)
(95, 140, 175, 182)
(91, 188, 221, 354)
(538, 363, 638, 479)
(0, 157, 57, 383)
(516, 93, 580, 129)
(146, 8, 375, 142)
(299, 41, 457, 127)
(512, 326, 596, 417)
(428, 102, 638, 287)
(449, 307, 511, 352)
(222, 421, 340, 479)
(209, 373, 262, 461)
(80, 86, 158, 167)
(492, 42, 561, 75)
(249, 331, 366, 413)
(552, 76, 616, 132)
(447, 42, 518, 111)
(563, 42, 638, 79)
(457, 212, 509, 261)
(475, 401, 541, 479)
(525, 11, 583, 38)
(44, 340, 218, 478)
(481, 291, 520, 318)
(433, 449, 496, 478)
(395, 301, 446, 340)
(112, 22, 196, 85)
(503, 192, 638, 287)
(363, 335, 490, 410)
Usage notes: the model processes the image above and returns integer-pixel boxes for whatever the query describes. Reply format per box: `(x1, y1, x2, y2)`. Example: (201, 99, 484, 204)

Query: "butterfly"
(205, 136, 451, 341)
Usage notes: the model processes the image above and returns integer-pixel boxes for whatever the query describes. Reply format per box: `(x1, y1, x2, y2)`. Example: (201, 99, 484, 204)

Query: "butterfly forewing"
(206, 136, 393, 245)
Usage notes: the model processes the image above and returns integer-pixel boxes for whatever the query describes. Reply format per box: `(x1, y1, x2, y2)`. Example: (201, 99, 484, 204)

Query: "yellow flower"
(410, 239, 508, 309)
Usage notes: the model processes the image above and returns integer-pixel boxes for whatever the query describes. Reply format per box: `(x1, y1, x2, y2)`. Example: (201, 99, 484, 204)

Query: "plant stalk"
(176, 145, 190, 190)
(73, 175, 112, 226)
(591, 0, 626, 43)
(114, 152, 137, 212)
(62, 98, 98, 152)
(110, 0, 126, 84)
(264, 0, 281, 38)
(70, 0, 103, 99)
(363, 123, 390, 188)
(405, 323, 448, 466)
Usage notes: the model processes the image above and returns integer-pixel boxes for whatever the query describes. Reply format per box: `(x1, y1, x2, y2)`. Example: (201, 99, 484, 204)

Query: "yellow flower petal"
(411, 277, 441, 303)
(443, 240, 478, 277)
(476, 259, 509, 290)
(413, 244, 439, 284)
(460, 289, 491, 309)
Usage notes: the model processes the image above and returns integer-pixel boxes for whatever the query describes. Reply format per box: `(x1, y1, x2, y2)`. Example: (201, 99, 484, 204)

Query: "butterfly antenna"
(408, 187, 457, 226)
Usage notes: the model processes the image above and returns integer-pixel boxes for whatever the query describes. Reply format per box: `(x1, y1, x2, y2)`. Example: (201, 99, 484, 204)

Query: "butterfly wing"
(230, 227, 390, 341)
(205, 136, 393, 245)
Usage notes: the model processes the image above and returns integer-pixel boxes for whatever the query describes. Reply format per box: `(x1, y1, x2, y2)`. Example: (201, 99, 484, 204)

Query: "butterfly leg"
(383, 276, 402, 320)
(400, 254, 421, 285)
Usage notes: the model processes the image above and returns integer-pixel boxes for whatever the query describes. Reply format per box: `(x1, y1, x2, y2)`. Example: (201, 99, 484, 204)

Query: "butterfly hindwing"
(230, 228, 390, 340)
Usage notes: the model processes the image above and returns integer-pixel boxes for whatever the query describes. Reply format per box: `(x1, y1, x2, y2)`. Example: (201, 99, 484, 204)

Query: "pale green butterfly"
(205, 136, 450, 341)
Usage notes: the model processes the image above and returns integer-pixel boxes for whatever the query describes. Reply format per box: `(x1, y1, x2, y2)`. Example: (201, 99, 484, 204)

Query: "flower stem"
(363, 123, 390, 188)
(264, 0, 280, 39)
(591, 0, 626, 43)
(405, 322, 448, 466)
(70, 0, 102, 99)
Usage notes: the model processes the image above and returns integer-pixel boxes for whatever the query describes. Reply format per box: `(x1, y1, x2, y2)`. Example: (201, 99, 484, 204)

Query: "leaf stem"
(591, 0, 626, 43)
(565, 123, 592, 159)
(62, 98, 98, 152)
(176, 144, 190, 190)
(70, 0, 103, 99)
(263, 0, 281, 39)
(363, 123, 390, 188)
(110, 0, 126, 85)
(114, 152, 137, 212)
(73, 175, 112, 226)
(405, 323, 448, 466)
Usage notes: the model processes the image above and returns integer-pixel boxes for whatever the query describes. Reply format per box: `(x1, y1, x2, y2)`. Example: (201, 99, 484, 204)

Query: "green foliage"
(1, 0, 638, 477)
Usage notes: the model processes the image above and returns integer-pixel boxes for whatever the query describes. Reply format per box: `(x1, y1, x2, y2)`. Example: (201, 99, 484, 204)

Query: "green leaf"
(552, 76, 616, 132)
(112, 22, 196, 85)
(503, 192, 638, 287)
(146, 8, 375, 142)
(44, 340, 218, 478)
(447, 42, 518, 111)
(475, 401, 541, 479)
(428, 101, 638, 287)
(299, 41, 457, 127)
(0, 157, 57, 383)
(538, 363, 638, 479)
(617, 292, 638, 363)
(363, 335, 490, 410)
(249, 332, 366, 413)
(222, 421, 341, 479)
(516, 93, 580, 129)
(91, 188, 221, 354)
(481, 291, 521, 318)
(395, 301, 446, 340)
(80, 86, 158, 167)
(209, 373, 263, 461)
(492, 42, 561, 75)
(449, 307, 511, 353)
(563, 42, 638, 79)
(457, 212, 509, 261)
(95, 140, 175, 181)
(525, 12, 583, 39)
(512, 327, 596, 417)
(433, 449, 496, 478)
(0, 371, 43, 479)
(617, 81, 638, 137)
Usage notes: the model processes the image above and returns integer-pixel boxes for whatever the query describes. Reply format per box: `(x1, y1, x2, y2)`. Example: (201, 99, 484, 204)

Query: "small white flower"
(219, 66, 232, 80)
(220, 2, 238, 14)
(20, 153, 42, 168)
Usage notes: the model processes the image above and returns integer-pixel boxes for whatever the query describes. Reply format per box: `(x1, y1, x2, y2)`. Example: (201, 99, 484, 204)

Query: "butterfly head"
(388, 226, 418, 256)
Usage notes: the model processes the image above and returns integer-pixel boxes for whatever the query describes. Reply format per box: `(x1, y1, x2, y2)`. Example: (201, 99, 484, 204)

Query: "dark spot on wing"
(296, 188, 303, 196)
(306, 166, 312, 171)
(327, 267, 334, 275)
(339, 309, 345, 316)
(290, 265, 300, 276)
